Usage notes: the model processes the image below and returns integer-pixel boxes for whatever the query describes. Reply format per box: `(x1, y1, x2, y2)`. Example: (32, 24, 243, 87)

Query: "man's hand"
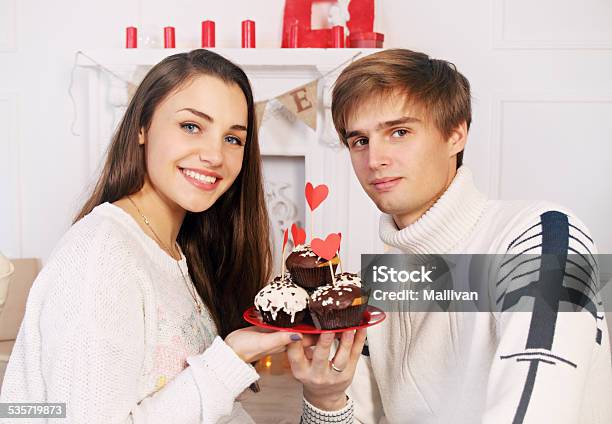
(287, 329, 367, 411)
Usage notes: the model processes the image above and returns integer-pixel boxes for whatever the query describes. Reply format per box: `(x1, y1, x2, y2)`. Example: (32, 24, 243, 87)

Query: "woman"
(0, 49, 303, 423)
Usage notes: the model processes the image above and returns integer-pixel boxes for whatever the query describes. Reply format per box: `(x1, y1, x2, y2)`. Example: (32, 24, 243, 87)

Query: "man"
(289, 49, 612, 423)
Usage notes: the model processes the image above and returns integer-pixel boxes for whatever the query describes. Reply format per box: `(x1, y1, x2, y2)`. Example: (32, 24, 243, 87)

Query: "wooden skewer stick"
(310, 212, 313, 245)
(281, 250, 285, 276)
(281, 229, 288, 276)
(328, 262, 336, 286)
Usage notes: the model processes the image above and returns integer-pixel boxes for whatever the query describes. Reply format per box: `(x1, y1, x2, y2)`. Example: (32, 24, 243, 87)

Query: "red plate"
(243, 305, 386, 334)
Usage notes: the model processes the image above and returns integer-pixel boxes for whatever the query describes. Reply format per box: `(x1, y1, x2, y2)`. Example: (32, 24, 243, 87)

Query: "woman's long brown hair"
(75, 49, 271, 338)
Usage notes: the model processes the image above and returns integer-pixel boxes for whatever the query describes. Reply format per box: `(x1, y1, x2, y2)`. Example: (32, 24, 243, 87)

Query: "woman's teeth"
(182, 169, 217, 184)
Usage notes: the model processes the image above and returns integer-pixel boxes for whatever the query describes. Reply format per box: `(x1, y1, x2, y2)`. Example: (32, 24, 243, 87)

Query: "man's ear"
(138, 128, 145, 145)
(447, 121, 467, 157)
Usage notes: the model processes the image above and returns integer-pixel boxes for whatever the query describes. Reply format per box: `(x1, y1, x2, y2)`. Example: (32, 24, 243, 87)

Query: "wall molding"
(0, 0, 17, 52)
(489, 93, 612, 199)
(492, 0, 612, 50)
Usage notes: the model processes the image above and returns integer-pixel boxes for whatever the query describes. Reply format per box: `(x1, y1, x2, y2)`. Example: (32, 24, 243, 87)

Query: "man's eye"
(225, 135, 244, 146)
(181, 123, 200, 134)
(352, 138, 368, 147)
(392, 129, 409, 137)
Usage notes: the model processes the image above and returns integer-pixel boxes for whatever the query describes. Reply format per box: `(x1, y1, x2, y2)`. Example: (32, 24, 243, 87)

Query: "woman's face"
(140, 74, 248, 213)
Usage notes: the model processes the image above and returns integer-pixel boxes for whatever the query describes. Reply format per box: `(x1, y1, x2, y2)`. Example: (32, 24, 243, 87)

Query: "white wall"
(1, 0, 611, 262)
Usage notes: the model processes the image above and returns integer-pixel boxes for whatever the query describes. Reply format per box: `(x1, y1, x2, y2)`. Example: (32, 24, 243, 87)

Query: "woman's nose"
(198, 138, 224, 167)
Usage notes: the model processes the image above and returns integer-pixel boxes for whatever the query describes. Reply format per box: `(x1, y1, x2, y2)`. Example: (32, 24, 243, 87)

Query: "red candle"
(348, 32, 385, 48)
(126, 26, 137, 49)
(288, 21, 299, 48)
(332, 25, 345, 48)
(164, 26, 175, 48)
(241, 20, 256, 48)
(202, 20, 215, 48)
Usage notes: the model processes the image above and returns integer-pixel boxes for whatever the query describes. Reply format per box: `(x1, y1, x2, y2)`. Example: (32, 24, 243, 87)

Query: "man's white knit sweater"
(302, 166, 612, 423)
(0, 203, 258, 423)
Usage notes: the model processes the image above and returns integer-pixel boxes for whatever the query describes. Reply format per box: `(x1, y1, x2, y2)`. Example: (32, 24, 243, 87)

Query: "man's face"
(345, 93, 465, 228)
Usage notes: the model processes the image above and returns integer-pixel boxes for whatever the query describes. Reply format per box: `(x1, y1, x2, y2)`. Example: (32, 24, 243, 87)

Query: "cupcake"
(254, 273, 309, 327)
(334, 272, 362, 288)
(308, 274, 367, 330)
(285, 244, 339, 290)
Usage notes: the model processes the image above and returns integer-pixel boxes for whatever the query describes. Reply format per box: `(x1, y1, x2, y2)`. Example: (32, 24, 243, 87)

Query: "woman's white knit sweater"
(0, 203, 258, 423)
(301, 166, 612, 423)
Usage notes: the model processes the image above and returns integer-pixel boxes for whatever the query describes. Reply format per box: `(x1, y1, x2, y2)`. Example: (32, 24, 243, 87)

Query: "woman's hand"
(224, 326, 307, 363)
(287, 329, 367, 411)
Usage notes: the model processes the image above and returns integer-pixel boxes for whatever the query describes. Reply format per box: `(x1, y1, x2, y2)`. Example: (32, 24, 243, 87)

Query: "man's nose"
(368, 139, 391, 170)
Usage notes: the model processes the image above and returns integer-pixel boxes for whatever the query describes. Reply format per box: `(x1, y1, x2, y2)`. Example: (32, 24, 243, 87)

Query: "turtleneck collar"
(379, 166, 488, 254)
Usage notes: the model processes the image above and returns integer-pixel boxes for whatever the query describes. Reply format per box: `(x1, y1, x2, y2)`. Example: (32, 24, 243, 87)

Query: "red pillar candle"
(126, 26, 137, 48)
(241, 20, 256, 48)
(201, 20, 215, 47)
(332, 25, 345, 48)
(288, 21, 299, 48)
(164, 26, 175, 48)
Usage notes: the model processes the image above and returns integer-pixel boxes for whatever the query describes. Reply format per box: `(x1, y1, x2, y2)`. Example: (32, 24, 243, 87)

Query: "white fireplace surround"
(76, 48, 384, 274)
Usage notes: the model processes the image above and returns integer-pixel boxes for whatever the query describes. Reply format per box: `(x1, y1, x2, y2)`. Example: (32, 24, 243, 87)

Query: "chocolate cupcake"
(334, 272, 362, 288)
(254, 273, 309, 327)
(308, 275, 367, 330)
(285, 244, 339, 290)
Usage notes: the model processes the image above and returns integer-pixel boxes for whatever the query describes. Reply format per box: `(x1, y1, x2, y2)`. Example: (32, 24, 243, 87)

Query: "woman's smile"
(179, 166, 222, 191)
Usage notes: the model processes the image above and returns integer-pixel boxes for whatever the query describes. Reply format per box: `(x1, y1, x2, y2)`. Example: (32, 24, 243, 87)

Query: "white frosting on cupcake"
(292, 244, 317, 258)
(335, 272, 362, 287)
(310, 272, 362, 305)
(254, 273, 309, 322)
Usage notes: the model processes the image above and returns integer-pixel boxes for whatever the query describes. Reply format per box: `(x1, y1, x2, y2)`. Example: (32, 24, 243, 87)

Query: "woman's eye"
(392, 129, 409, 137)
(225, 135, 243, 146)
(181, 123, 200, 134)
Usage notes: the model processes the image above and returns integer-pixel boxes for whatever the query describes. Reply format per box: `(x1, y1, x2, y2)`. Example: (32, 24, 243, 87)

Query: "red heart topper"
(305, 183, 329, 211)
(311, 233, 341, 261)
(291, 223, 306, 246)
(282, 228, 289, 252)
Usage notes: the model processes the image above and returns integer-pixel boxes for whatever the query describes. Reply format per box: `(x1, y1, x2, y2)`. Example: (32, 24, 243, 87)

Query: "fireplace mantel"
(76, 48, 377, 68)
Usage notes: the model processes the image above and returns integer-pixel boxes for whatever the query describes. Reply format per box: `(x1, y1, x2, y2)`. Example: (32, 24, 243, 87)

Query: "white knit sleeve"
(25, 226, 257, 423)
(132, 338, 258, 423)
(301, 395, 354, 423)
(484, 210, 610, 423)
(187, 337, 258, 423)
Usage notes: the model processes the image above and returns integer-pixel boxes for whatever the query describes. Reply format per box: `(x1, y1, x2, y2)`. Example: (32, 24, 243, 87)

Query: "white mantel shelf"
(77, 48, 382, 68)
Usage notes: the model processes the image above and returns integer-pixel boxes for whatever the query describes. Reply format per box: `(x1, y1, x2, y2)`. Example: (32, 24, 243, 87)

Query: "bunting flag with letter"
(127, 82, 138, 101)
(276, 80, 318, 130)
(255, 100, 268, 130)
